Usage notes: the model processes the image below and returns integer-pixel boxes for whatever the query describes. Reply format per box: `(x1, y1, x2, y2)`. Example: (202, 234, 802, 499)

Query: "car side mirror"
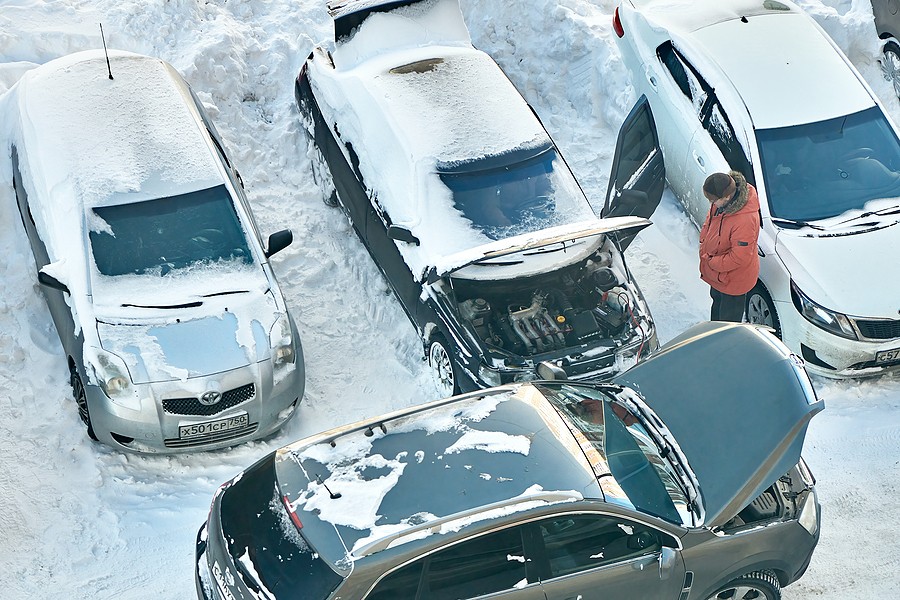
(38, 270, 70, 294)
(658, 546, 678, 580)
(387, 225, 420, 246)
(266, 229, 293, 258)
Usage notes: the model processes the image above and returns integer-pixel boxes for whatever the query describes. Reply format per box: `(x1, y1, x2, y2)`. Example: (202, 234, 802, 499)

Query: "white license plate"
(179, 414, 249, 439)
(875, 347, 900, 364)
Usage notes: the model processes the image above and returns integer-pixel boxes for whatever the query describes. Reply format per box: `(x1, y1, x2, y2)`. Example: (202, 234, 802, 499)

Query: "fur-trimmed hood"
(719, 170, 750, 215)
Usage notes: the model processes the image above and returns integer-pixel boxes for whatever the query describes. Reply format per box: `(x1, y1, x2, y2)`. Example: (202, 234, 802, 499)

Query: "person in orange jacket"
(699, 171, 761, 322)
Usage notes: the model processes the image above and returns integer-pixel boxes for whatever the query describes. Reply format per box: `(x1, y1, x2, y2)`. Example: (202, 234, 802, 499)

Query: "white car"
(3, 50, 304, 452)
(614, 0, 900, 377)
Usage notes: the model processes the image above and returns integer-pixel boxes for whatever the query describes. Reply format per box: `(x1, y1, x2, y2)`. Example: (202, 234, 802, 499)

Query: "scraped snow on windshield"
(0, 0, 899, 598)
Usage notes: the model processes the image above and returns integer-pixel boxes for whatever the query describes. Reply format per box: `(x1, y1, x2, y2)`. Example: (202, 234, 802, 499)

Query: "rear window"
(220, 454, 343, 600)
(438, 144, 595, 241)
(89, 185, 253, 276)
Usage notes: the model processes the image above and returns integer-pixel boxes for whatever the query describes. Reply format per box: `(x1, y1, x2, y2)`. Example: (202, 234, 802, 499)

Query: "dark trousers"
(710, 288, 745, 322)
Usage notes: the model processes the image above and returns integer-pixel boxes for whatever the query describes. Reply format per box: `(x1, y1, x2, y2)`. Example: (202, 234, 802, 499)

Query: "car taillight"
(282, 494, 303, 530)
(613, 7, 624, 38)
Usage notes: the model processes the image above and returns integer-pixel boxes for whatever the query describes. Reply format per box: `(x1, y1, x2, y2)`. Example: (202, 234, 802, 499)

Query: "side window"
(367, 560, 423, 600)
(537, 514, 668, 578)
(706, 101, 754, 184)
(366, 526, 530, 600)
(657, 41, 708, 117)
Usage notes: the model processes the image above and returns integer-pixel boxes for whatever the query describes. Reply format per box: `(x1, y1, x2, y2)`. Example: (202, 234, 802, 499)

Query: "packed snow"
(1, 0, 899, 598)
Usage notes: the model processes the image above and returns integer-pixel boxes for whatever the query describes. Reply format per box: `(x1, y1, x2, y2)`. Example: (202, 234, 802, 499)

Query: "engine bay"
(451, 247, 649, 359)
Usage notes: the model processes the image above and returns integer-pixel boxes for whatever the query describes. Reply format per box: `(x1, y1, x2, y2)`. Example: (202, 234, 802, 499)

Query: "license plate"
(179, 414, 249, 439)
(875, 347, 900, 364)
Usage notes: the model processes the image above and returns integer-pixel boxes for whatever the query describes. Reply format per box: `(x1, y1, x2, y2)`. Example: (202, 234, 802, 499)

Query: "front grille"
(164, 423, 258, 448)
(855, 319, 900, 340)
(162, 383, 256, 416)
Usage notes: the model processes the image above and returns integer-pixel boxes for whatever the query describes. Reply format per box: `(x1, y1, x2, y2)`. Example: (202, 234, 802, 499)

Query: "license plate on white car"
(875, 347, 900, 364)
(179, 414, 249, 439)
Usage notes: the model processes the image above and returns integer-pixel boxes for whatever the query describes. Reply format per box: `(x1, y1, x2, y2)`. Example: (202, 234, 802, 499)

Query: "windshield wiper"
(204, 289, 249, 297)
(771, 218, 826, 231)
(836, 205, 900, 226)
(122, 301, 203, 309)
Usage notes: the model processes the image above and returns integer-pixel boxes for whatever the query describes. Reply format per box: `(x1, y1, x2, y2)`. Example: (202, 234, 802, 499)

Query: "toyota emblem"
(199, 391, 221, 406)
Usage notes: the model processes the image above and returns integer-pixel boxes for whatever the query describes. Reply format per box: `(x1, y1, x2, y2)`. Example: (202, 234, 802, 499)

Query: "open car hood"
(428, 217, 650, 282)
(613, 322, 824, 529)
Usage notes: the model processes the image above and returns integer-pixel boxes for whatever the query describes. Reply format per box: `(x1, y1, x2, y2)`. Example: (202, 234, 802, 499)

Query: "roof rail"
(351, 490, 582, 558)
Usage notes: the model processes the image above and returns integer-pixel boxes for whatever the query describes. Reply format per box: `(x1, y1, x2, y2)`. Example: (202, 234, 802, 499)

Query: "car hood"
(96, 291, 278, 384)
(775, 221, 900, 317)
(613, 322, 824, 529)
(429, 217, 650, 281)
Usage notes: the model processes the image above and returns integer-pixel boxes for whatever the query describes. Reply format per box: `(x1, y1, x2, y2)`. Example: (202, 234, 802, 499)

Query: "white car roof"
(689, 12, 874, 129)
(633, 0, 876, 129)
(12, 49, 224, 209)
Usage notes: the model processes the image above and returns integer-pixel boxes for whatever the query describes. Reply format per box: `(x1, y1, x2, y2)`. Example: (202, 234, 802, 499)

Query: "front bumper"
(779, 301, 900, 377)
(85, 355, 303, 453)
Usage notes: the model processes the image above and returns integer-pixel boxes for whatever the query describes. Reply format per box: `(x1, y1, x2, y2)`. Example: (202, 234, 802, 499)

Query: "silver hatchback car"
(4, 50, 304, 452)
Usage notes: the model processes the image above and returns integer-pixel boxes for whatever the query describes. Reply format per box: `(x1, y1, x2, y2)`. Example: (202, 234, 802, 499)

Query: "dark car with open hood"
(195, 322, 823, 600)
(295, 0, 667, 394)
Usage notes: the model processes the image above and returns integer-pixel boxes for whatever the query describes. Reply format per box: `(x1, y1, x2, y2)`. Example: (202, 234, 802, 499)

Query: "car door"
(636, 41, 704, 208)
(601, 94, 665, 249)
(531, 513, 684, 600)
(364, 524, 546, 599)
(11, 145, 79, 357)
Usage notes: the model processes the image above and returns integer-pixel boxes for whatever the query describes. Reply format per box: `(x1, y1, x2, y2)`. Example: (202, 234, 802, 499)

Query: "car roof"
(689, 12, 874, 129)
(10, 49, 224, 209)
(634, 0, 875, 129)
(275, 385, 605, 567)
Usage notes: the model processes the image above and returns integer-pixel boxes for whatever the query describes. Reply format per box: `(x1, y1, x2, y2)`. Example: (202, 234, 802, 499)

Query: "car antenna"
(316, 474, 342, 500)
(99, 23, 113, 80)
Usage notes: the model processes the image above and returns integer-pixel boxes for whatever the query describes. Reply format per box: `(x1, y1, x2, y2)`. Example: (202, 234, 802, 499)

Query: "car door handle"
(693, 150, 706, 172)
(645, 67, 658, 91)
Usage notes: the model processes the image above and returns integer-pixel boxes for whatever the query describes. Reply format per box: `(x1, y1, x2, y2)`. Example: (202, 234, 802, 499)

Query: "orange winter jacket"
(698, 171, 761, 296)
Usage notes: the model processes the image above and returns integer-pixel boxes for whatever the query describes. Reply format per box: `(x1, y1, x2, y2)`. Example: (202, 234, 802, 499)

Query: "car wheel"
(745, 283, 781, 337)
(70, 366, 98, 441)
(307, 138, 339, 207)
(428, 335, 459, 397)
(881, 41, 900, 99)
(705, 570, 781, 600)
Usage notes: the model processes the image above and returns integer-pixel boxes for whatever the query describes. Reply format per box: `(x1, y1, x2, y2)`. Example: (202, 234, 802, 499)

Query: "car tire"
(881, 40, 900, 99)
(428, 335, 460, 397)
(746, 282, 781, 338)
(704, 570, 781, 600)
(70, 366, 98, 441)
(307, 138, 339, 207)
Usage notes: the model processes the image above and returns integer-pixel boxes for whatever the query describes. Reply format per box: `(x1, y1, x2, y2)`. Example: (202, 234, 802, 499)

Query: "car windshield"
(438, 144, 596, 241)
(541, 384, 691, 525)
(757, 106, 900, 221)
(89, 185, 253, 276)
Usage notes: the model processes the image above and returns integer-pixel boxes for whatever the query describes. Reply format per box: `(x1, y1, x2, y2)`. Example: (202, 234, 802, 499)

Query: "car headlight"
(798, 491, 819, 537)
(790, 281, 857, 340)
(269, 313, 296, 372)
(84, 347, 141, 410)
(478, 363, 503, 387)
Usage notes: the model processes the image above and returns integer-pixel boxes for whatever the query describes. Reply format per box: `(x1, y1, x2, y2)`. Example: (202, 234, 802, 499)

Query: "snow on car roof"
(629, 0, 799, 34)
(688, 12, 874, 129)
(11, 49, 223, 211)
(276, 386, 602, 564)
(636, 0, 876, 129)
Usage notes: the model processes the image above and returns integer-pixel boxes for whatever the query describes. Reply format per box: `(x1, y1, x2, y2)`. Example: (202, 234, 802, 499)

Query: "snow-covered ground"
(0, 0, 898, 597)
